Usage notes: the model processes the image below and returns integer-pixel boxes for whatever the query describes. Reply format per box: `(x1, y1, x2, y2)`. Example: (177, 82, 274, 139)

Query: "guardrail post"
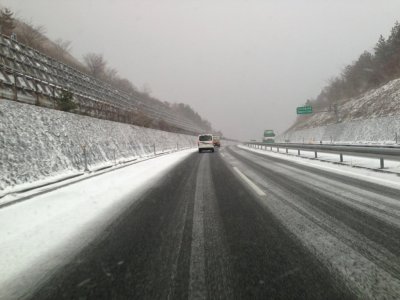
(286, 148, 288, 154)
(83, 145, 89, 172)
(277, 147, 280, 153)
(380, 158, 384, 169)
(314, 151, 317, 158)
(270, 146, 272, 151)
(153, 144, 156, 155)
(297, 149, 300, 155)
(340, 154, 343, 162)
(396, 133, 398, 144)
(13, 74, 17, 101)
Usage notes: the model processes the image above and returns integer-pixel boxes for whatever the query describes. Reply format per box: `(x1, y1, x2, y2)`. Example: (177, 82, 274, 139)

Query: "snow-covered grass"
(0, 148, 196, 300)
(0, 99, 197, 193)
(239, 145, 400, 190)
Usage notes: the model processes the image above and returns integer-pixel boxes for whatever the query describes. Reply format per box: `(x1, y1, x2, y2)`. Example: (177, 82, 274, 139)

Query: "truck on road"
(263, 130, 275, 144)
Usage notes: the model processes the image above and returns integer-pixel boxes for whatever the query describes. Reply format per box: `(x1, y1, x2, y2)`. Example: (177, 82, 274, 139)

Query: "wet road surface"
(30, 146, 400, 299)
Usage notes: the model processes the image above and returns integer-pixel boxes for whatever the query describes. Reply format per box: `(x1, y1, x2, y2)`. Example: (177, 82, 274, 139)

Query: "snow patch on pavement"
(0, 149, 195, 300)
(227, 146, 400, 298)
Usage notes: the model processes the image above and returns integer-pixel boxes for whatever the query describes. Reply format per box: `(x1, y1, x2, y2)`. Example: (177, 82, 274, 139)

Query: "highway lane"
(225, 146, 400, 299)
(28, 145, 400, 299)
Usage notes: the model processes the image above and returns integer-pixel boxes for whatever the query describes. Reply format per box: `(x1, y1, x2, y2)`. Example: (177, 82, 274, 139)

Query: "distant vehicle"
(213, 135, 221, 147)
(263, 129, 275, 143)
(198, 134, 214, 153)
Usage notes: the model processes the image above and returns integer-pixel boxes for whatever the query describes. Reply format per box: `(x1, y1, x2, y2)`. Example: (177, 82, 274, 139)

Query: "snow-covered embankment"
(278, 115, 400, 144)
(0, 99, 196, 194)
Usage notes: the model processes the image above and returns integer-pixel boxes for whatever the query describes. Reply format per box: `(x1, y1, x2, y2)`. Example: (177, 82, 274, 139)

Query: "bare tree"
(53, 38, 72, 60)
(17, 21, 46, 50)
(104, 67, 118, 83)
(83, 53, 107, 79)
(113, 78, 137, 94)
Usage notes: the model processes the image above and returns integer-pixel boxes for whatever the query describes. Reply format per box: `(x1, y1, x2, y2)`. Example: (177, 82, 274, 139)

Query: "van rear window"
(199, 135, 212, 141)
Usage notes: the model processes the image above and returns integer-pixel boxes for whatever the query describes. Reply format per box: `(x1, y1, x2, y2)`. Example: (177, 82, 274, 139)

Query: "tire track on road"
(211, 152, 353, 299)
(226, 146, 400, 298)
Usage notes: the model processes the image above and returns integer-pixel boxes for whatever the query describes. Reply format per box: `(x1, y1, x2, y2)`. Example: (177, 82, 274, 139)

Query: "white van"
(198, 134, 215, 153)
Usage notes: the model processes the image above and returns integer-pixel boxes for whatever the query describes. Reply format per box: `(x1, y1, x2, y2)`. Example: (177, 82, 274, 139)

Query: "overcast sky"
(2, 0, 400, 140)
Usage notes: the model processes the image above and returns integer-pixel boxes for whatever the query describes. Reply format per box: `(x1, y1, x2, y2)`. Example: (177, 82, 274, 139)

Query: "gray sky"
(2, 0, 400, 140)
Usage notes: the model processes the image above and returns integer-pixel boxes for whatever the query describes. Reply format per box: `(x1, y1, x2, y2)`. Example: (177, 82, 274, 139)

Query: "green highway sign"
(296, 105, 313, 114)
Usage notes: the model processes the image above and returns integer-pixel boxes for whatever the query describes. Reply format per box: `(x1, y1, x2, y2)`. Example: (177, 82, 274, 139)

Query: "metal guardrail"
(245, 142, 400, 169)
(0, 34, 206, 134)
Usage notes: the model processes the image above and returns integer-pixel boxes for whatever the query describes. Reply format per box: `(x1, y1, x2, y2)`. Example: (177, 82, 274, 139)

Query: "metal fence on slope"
(0, 34, 204, 134)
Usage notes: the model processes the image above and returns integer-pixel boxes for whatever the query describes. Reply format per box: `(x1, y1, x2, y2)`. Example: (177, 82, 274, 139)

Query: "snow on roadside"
(0, 99, 197, 194)
(238, 145, 400, 190)
(285, 77, 400, 141)
(278, 115, 400, 145)
(0, 148, 195, 300)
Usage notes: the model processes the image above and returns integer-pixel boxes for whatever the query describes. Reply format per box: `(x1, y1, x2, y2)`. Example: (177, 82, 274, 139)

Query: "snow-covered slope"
(291, 78, 400, 130)
(278, 115, 400, 144)
(0, 100, 196, 193)
(283, 77, 400, 144)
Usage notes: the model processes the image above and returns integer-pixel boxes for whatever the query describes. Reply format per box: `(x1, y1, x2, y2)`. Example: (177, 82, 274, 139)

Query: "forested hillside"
(309, 21, 400, 108)
(290, 21, 400, 131)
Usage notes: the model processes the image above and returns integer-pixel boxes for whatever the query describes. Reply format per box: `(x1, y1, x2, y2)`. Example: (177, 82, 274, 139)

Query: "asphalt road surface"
(30, 145, 400, 299)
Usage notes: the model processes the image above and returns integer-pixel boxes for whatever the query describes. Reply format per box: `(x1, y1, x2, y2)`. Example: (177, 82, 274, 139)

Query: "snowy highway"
(1, 146, 400, 299)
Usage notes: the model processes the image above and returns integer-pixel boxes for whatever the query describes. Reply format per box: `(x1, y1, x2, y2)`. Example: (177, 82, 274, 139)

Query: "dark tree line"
(81, 53, 214, 131)
(170, 103, 212, 132)
(309, 21, 400, 108)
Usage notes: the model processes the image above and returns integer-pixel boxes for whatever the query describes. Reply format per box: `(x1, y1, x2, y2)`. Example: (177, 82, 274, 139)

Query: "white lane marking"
(189, 161, 207, 299)
(233, 167, 266, 196)
(220, 153, 225, 157)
